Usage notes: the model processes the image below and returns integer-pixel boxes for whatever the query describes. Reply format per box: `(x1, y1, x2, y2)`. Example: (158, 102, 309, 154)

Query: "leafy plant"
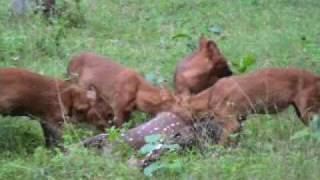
(107, 126, 122, 142)
(0, 116, 44, 153)
(139, 134, 163, 156)
(54, 0, 86, 28)
(232, 53, 257, 73)
(143, 162, 164, 177)
(1, 0, 320, 179)
(172, 33, 196, 51)
(171, 33, 192, 41)
(290, 115, 320, 141)
(0, 32, 27, 61)
(143, 152, 184, 177)
(138, 134, 181, 176)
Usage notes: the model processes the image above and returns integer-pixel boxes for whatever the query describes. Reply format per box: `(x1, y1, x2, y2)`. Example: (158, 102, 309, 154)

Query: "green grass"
(1, 0, 320, 179)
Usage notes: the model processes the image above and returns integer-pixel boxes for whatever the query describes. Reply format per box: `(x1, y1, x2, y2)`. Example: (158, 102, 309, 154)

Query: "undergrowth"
(0, 0, 320, 179)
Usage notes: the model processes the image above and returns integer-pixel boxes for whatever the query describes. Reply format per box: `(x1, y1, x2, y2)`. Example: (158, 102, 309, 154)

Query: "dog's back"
(0, 68, 64, 116)
(208, 68, 320, 123)
(68, 52, 123, 82)
(68, 52, 125, 106)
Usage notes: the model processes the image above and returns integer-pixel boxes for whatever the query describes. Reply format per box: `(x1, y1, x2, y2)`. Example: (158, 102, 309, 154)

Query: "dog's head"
(66, 83, 109, 130)
(198, 36, 232, 77)
(159, 89, 196, 123)
(86, 96, 114, 131)
(64, 84, 96, 123)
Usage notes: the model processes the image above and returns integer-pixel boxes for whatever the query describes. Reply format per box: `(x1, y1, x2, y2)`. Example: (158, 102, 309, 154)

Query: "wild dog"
(174, 36, 232, 95)
(0, 68, 101, 149)
(67, 52, 179, 127)
(86, 95, 114, 130)
(183, 68, 320, 144)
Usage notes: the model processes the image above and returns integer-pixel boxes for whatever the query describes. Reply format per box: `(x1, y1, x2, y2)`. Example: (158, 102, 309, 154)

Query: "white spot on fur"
(154, 127, 159, 131)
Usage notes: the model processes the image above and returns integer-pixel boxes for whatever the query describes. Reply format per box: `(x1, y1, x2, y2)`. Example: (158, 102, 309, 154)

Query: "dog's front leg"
(217, 119, 241, 146)
(40, 120, 64, 150)
(112, 91, 135, 127)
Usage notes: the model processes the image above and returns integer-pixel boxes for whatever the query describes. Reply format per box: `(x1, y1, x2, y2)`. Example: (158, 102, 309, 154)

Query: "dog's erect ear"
(199, 36, 208, 50)
(207, 40, 221, 60)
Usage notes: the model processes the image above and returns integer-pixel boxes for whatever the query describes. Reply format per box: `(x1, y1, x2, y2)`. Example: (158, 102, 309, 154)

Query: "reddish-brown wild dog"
(184, 68, 320, 144)
(67, 52, 178, 127)
(86, 96, 114, 130)
(0, 68, 100, 149)
(174, 36, 232, 95)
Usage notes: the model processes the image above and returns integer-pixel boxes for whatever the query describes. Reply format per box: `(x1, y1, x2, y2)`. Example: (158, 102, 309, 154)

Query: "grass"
(1, 0, 320, 179)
